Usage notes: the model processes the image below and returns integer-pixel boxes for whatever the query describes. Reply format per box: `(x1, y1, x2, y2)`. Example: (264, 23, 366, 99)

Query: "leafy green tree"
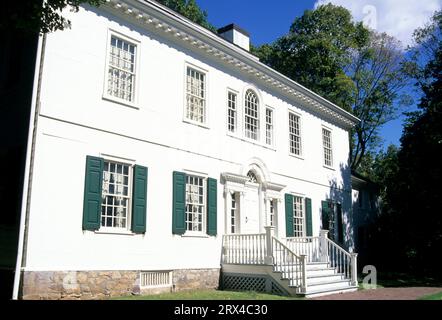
(156, 0, 216, 32)
(1, 0, 105, 33)
(347, 32, 412, 170)
(254, 4, 411, 171)
(372, 10, 442, 276)
(406, 10, 442, 86)
(254, 4, 369, 112)
(1, 0, 215, 34)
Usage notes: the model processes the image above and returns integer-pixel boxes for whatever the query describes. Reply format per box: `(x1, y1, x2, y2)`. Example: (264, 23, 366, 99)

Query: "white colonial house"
(13, 0, 361, 299)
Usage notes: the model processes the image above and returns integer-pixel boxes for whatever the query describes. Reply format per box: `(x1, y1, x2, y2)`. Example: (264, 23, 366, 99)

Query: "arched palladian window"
(247, 170, 259, 183)
(244, 89, 259, 140)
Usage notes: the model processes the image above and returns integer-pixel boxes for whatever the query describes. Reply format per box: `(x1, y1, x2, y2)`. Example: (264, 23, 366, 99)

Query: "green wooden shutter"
(206, 178, 217, 236)
(321, 200, 330, 231)
(336, 203, 344, 243)
(305, 198, 313, 237)
(285, 194, 294, 237)
(131, 165, 148, 234)
(82, 156, 103, 230)
(172, 171, 186, 235)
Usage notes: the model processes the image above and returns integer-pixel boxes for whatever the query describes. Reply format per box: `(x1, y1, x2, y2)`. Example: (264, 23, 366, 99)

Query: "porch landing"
(221, 228, 358, 298)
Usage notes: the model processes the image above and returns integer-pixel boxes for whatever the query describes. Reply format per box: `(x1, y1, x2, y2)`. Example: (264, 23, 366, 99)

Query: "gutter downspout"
(12, 32, 46, 300)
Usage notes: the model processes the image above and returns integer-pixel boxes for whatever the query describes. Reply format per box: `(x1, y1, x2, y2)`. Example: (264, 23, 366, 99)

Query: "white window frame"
(322, 126, 334, 169)
(269, 198, 277, 228)
(230, 192, 239, 234)
(288, 110, 303, 158)
(98, 155, 136, 234)
(102, 29, 140, 109)
(183, 62, 209, 128)
(265, 106, 274, 146)
(292, 195, 306, 238)
(226, 89, 238, 134)
(184, 173, 207, 236)
(244, 89, 260, 141)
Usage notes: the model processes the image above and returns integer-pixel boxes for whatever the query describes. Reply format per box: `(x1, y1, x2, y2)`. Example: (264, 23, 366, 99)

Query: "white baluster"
(351, 253, 358, 286)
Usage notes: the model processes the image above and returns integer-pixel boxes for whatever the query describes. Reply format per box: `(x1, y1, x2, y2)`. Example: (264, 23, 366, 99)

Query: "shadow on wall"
(324, 162, 354, 251)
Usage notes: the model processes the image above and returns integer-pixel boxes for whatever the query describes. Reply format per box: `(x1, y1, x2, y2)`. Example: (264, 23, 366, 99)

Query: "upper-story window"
(265, 108, 273, 145)
(106, 35, 137, 103)
(244, 90, 259, 140)
(322, 128, 333, 167)
(227, 91, 237, 132)
(186, 67, 206, 123)
(289, 112, 302, 156)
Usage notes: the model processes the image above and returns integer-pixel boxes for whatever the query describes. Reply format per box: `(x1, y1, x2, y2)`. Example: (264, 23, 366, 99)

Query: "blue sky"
(196, 0, 441, 149)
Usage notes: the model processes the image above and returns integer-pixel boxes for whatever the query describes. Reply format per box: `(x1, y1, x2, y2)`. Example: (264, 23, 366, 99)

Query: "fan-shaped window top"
(247, 170, 259, 183)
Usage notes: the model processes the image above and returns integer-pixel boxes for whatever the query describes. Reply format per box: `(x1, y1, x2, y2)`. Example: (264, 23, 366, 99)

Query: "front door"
(322, 201, 343, 243)
(241, 184, 260, 234)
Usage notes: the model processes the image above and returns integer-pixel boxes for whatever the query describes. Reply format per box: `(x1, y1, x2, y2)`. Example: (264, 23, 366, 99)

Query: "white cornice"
(221, 172, 249, 185)
(102, 0, 360, 129)
(264, 182, 286, 192)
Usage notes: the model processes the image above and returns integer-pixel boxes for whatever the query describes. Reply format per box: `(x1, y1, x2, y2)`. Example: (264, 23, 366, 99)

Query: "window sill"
(323, 165, 335, 171)
(289, 153, 304, 160)
(94, 229, 136, 236)
(181, 232, 210, 238)
(226, 133, 276, 151)
(102, 95, 139, 110)
(183, 118, 210, 129)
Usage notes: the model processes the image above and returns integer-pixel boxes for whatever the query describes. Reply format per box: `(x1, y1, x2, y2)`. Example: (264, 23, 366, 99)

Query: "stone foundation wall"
(21, 268, 220, 300)
(173, 268, 220, 292)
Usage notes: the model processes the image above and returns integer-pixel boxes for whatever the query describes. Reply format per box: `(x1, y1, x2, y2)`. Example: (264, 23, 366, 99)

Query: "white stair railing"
(283, 230, 358, 286)
(325, 236, 358, 286)
(272, 236, 307, 293)
(222, 233, 266, 264)
(221, 228, 357, 292)
(284, 236, 320, 262)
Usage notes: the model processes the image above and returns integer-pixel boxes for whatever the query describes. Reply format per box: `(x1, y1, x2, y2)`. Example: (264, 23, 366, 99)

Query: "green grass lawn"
(418, 291, 442, 300)
(111, 289, 302, 300)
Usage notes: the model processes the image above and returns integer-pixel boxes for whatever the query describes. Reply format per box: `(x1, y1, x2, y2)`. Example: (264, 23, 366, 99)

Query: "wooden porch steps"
(274, 262, 357, 297)
(222, 230, 359, 298)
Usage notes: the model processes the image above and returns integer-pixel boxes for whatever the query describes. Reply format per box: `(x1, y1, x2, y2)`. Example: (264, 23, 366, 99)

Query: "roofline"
(351, 171, 379, 190)
(101, 0, 360, 129)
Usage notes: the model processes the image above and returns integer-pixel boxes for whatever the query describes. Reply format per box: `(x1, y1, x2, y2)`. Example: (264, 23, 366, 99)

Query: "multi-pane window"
(322, 128, 333, 167)
(185, 175, 205, 232)
(289, 112, 301, 156)
(230, 193, 238, 233)
(101, 161, 131, 229)
(247, 170, 258, 183)
(265, 108, 273, 145)
(293, 196, 305, 237)
(227, 91, 237, 132)
(107, 36, 136, 102)
(269, 199, 275, 227)
(244, 90, 259, 140)
(186, 67, 206, 123)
